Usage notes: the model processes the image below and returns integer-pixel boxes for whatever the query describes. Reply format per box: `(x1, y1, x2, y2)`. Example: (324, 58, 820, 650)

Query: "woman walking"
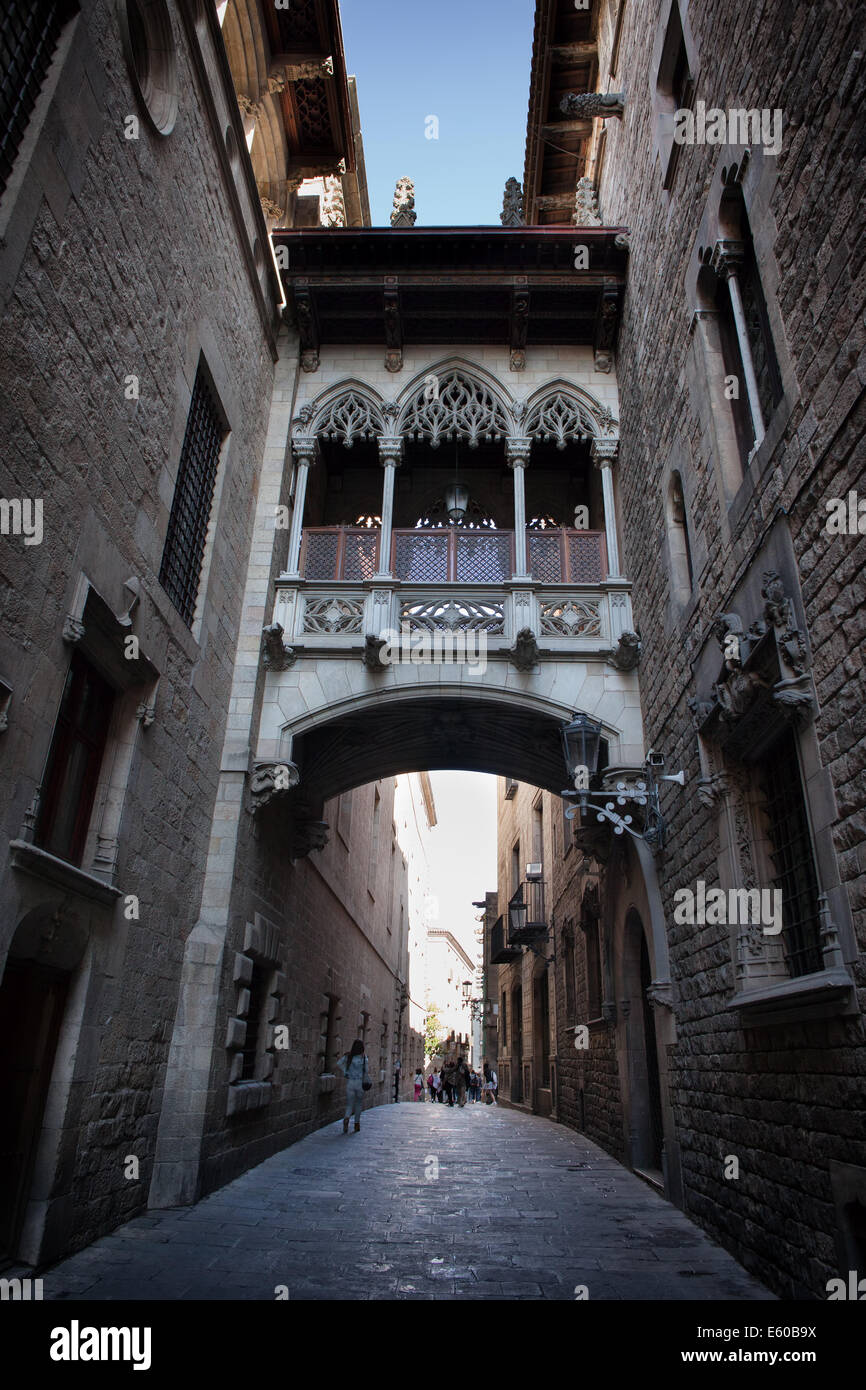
(414, 1067, 425, 1101)
(337, 1039, 371, 1133)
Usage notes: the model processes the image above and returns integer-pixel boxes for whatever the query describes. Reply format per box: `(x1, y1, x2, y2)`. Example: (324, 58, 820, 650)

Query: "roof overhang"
(274, 227, 627, 369)
(523, 0, 604, 225)
(262, 0, 355, 176)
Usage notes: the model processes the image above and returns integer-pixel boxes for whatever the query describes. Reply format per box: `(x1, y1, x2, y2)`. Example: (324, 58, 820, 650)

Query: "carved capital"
(62, 615, 85, 644)
(505, 437, 532, 468)
(378, 437, 403, 466)
(292, 435, 318, 465)
(590, 437, 618, 469)
(710, 239, 745, 280)
(697, 772, 729, 810)
(646, 981, 673, 1010)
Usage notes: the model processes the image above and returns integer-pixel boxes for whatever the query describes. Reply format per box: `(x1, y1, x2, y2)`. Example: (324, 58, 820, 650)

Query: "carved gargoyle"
(713, 667, 766, 721)
(560, 91, 625, 120)
(509, 627, 538, 671)
(608, 630, 641, 671)
(290, 818, 330, 859)
(249, 760, 299, 813)
(363, 633, 389, 671)
(261, 623, 296, 671)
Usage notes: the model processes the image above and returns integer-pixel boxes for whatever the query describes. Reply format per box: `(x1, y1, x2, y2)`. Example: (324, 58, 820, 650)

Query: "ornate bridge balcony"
(299, 526, 608, 585)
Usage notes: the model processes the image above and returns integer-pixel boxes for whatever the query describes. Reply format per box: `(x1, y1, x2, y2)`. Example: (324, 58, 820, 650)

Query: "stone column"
(711, 239, 765, 450)
(506, 437, 531, 578)
(284, 436, 317, 579)
(375, 436, 403, 578)
(591, 437, 622, 578)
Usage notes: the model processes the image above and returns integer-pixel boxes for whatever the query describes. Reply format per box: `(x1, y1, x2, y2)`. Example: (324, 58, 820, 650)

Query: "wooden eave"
(274, 227, 627, 349)
(262, 0, 355, 172)
(523, 0, 603, 225)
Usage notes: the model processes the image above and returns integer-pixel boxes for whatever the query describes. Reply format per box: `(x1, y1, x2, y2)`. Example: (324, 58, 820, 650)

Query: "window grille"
(759, 729, 823, 978)
(0, 0, 74, 198)
(159, 367, 226, 626)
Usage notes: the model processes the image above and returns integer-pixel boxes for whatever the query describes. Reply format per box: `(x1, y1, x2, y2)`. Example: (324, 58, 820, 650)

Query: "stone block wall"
(592, 0, 866, 1296)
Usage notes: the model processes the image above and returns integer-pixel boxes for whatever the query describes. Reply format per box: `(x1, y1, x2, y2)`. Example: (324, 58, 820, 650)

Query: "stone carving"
(291, 818, 330, 858)
(607, 630, 641, 671)
(573, 177, 602, 227)
(267, 56, 334, 93)
(401, 597, 505, 634)
(539, 599, 602, 638)
(524, 390, 597, 449)
(508, 628, 539, 671)
(501, 177, 525, 227)
(260, 196, 284, 223)
(321, 175, 346, 227)
(696, 772, 728, 810)
(303, 596, 365, 635)
(391, 177, 417, 227)
(363, 633, 389, 670)
(560, 91, 626, 120)
(250, 760, 300, 812)
(261, 622, 297, 670)
(614, 232, 630, 251)
(136, 699, 156, 727)
(645, 982, 673, 1010)
(400, 369, 510, 447)
(713, 666, 766, 720)
(62, 615, 85, 644)
(297, 390, 383, 447)
(762, 571, 808, 678)
(21, 790, 40, 842)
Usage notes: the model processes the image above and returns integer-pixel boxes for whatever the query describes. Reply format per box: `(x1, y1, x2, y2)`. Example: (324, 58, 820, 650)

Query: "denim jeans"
(344, 1083, 365, 1122)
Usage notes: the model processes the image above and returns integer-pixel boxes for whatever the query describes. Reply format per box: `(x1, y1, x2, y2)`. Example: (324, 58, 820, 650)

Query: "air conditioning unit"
(526, 862, 543, 880)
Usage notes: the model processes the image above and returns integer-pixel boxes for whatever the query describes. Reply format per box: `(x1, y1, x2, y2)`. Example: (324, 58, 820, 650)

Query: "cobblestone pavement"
(44, 1102, 774, 1300)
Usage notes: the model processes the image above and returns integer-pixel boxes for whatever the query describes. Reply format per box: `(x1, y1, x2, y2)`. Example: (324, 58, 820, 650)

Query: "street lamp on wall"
(561, 713, 603, 792)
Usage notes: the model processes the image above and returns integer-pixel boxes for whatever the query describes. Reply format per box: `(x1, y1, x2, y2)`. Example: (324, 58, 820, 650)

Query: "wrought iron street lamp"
(561, 713, 603, 791)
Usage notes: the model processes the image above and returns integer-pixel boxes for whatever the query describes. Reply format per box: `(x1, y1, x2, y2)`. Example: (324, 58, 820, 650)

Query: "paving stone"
(43, 1105, 775, 1301)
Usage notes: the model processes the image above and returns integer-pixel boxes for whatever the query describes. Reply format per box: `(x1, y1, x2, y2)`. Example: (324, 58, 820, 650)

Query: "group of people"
(415, 1058, 497, 1106)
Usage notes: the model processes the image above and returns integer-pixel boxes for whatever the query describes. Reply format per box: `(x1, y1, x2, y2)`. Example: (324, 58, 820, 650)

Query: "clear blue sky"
(339, 0, 536, 227)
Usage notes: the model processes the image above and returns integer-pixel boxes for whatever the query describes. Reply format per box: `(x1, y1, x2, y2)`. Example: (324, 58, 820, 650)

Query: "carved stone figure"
(501, 177, 525, 227)
(573, 177, 602, 227)
(321, 175, 346, 228)
(362, 634, 389, 671)
(560, 92, 625, 120)
(608, 630, 641, 671)
(261, 623, 296, 671)
(509, 627, 539, 671)
(390, 177, 417, 227)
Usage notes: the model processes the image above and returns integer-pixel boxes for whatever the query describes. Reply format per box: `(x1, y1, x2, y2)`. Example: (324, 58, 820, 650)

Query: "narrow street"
(43, 1104, 773, 1301)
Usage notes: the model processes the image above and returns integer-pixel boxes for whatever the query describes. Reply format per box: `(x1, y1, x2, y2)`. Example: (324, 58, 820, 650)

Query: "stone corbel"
(120, 577, 141, 628)
(697, 772, 728, 811)
(136, 697, 156, 727)
(560, 92, 626, 120)
(290, 818, 330, 858)
(363, 633, 389, 671)
(62, 615, 86, 644)
(249, 759, 300, 813)
(261, 622, 297, 671)
(607, 630, 641, 671)
(646, 981, 673, 1011)
(508, 627, 538, 671)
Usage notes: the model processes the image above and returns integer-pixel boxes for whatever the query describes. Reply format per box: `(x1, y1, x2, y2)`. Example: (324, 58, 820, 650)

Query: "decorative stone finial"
(560, 91, 625, 120)
(501, 177, 525, 227)
(391, 177, 417, 227)
(573, 176, 602, 227)
(321, 175, 346, 227)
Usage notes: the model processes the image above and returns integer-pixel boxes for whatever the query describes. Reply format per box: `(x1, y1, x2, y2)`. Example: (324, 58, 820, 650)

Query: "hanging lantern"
(444, 482, 469, 523)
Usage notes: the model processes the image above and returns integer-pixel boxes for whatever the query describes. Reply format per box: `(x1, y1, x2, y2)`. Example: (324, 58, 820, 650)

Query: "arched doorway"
(622, 907, 665, 1182)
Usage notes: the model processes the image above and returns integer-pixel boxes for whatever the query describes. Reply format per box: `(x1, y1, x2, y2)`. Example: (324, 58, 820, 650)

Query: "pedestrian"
(455, 1055, 470, 1107)
(483, 1062, 497, 1105)
(427, 1071, 436, 1102)
(433, 1069, 443, 1102)
(414, 1067, 425, 1101)
(471, 1068, 480, 1102)
(336, 1039, 371, 1133)
(442, 1056, 457, 1106)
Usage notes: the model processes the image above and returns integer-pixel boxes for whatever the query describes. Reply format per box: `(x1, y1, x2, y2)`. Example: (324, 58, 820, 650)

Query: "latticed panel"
(1, 0, 74, 197)
(455, 532, 511, 583)
(401, 598, 505, 634)
(539, 599, 602, 638)
(394, 532, 449, 583)
(343, 531, 378, 581)
(528, 533, 563, 584)
(303, 532, 339, 580)
(567, 532, 605, 583)
(302, 596, 365, 635)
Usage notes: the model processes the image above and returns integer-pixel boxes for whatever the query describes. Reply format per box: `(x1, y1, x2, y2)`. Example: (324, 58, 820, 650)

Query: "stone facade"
(495, 0, 866, 1301)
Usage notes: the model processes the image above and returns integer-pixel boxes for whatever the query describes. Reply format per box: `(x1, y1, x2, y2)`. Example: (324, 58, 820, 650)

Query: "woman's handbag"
(361, 1059, 372, 1091)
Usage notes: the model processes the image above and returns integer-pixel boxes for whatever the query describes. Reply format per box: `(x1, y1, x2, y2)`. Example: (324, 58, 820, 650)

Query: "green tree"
(424, 1004, 443, 1061)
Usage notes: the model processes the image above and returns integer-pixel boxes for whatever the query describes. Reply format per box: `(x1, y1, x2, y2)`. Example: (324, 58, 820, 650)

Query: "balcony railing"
(299, 526, 607, 584)
(508, 879, 547, 945)
(490, 914, 522, 964)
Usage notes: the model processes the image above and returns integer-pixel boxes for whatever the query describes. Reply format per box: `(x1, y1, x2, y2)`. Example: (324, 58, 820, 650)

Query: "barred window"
(36, 652, 114, 866)
(758, 728, 823, 978)
(241, 964, 270, 1080)
(0, 0, 76, 198)
(159, 366, 226, 626)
